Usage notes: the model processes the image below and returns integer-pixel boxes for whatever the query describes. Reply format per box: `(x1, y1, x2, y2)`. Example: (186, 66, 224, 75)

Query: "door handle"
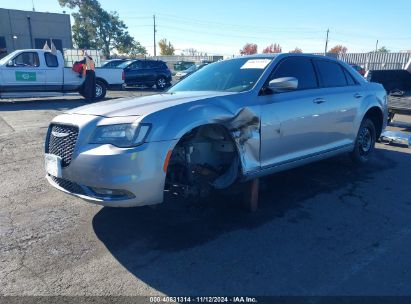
(354, 93, 363, 99)
(313, 98, 326, 104)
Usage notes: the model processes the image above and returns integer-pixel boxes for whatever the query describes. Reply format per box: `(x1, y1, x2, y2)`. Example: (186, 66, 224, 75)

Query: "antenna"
(32, 0, 35, 11)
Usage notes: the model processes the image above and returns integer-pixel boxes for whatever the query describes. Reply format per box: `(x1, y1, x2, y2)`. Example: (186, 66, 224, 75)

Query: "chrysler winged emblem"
(52, 131, 69, 138)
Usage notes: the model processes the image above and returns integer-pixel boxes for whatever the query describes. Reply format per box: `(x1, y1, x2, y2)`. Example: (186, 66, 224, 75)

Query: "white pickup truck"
(0, 49, 125, 100)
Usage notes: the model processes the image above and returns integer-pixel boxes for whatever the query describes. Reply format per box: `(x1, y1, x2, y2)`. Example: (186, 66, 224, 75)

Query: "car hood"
(66, 91, 236, 118)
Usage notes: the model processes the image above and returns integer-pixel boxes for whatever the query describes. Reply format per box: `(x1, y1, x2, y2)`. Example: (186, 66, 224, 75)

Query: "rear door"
(313, 59, 361, 145)
(43, 52, 63, 91)
(1, 51, 46, 92)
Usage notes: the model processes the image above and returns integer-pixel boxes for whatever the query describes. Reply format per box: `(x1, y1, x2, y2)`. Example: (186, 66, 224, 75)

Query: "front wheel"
(156, 77, 167, 90)
(350, 118, 376, 164)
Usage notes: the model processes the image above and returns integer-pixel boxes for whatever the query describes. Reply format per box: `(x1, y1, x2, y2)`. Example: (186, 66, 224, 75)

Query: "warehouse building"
(0, 8, 73, 58)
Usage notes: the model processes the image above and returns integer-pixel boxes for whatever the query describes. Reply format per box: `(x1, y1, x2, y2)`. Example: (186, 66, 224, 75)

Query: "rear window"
(271, 57, 318, 90)
(44, 52, 58, 67)
(315, 60, 347, 87)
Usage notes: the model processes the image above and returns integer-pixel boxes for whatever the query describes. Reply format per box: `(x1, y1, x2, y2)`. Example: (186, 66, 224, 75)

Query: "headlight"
(90, 123, 151, 148)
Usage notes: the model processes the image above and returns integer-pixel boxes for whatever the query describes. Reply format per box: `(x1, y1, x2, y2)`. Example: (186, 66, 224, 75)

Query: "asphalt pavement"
(1, 91, 411, 296)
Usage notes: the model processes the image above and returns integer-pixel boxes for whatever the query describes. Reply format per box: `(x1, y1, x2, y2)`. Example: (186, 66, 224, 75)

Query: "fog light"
(90, 187, 135, 200)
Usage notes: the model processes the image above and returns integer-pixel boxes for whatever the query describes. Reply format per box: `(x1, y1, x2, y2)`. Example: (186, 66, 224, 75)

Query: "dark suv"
(119, 60, 172, 90)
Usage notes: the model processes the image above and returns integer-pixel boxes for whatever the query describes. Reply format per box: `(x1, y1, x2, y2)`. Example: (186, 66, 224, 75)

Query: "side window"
(343, 67, 357, 86)
(141, 61, 152, 69)
(13, 52, 40, 67)
(130, 61, 143, 69)
(315, 60, 348, 87)
(271, 57, 318, 90)
(44, 52, 58, 67)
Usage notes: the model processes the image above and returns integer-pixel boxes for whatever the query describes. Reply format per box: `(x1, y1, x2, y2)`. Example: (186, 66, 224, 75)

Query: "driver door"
(1, 51, 46, 92)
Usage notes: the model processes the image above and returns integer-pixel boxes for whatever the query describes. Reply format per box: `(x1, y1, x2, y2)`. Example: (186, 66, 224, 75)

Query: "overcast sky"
(1, 0, 411, 56)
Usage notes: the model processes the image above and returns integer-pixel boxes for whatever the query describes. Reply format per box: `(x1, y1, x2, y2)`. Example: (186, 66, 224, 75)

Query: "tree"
(58, 0, 144, 58)
(158, 38, 175, 55)
(127, 41, 147, 57)
(240, 43, 258, 55)
(262, 43, 282, 53)
(329, 45, 348, 54)
(376, 46, 390, 53)
(289, 47, 303, 53)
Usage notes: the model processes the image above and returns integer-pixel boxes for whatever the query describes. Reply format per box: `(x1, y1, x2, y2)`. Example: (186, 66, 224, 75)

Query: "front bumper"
(45, 114, 177, 207)
(46, 140, 177, 207)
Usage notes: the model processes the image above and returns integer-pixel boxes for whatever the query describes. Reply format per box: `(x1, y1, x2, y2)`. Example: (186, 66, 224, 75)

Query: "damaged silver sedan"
(45, 54, 387, 207)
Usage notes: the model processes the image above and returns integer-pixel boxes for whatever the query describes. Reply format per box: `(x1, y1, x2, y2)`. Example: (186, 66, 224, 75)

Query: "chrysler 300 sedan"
(45, 54, 387, 207)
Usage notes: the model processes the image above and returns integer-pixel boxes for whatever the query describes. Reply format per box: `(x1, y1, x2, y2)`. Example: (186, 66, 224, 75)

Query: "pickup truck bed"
(367, 69, 411, 121)
(388, 92, 411, 116)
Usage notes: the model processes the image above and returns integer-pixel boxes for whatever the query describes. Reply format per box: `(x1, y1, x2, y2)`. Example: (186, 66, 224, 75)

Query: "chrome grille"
(46, 124, 79, 167)
(50, 176, 86, 195)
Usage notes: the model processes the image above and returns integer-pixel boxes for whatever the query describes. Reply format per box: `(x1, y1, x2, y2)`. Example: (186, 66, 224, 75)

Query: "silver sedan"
(45, 54, 387, 207)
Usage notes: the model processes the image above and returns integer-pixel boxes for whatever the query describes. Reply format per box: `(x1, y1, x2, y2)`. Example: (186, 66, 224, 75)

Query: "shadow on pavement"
(92, 148, 407, 295)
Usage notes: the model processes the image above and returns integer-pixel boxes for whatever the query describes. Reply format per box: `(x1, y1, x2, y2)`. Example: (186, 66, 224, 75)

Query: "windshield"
(169, 57, 272, 93)
(117, 61, 133, 69)
(0, 51, 18, 65)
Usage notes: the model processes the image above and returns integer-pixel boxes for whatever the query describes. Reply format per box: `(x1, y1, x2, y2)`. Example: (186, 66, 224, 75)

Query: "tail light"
(122, 70, 125, 81)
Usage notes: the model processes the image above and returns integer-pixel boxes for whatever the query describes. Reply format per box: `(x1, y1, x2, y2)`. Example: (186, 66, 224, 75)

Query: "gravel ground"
(1, 91, 411, 296)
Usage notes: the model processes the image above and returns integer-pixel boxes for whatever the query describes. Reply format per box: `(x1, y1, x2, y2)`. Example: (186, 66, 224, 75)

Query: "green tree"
(158, 39, 175, 55)
(58, 0, 145, 58)
(127, 41, 147, 57)
(376, 46, 390, 53)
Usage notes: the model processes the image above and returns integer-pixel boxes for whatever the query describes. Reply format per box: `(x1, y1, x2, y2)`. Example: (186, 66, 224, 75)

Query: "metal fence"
(337, 52, 411, 70)
(152, 55, 224, 64)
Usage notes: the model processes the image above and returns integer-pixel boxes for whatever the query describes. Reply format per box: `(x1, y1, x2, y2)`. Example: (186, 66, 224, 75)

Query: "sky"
(1, 0, 411, 56)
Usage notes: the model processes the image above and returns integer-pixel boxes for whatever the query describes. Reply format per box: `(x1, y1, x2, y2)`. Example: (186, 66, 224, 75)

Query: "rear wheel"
(350, 118, 376, 164)
(156, 77, 167, 90)
(95, 80, 107, 100)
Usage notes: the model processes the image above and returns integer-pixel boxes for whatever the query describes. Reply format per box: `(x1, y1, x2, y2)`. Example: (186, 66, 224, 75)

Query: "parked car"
(350, 64, 366, 76)
(175, 63, 208, 80)
(45, 54, 387, 207)
(119, 59, 172, 90)
(0, 49, 124, 100)
(173, 61, 195, 71)
(100, 59, 128, 68)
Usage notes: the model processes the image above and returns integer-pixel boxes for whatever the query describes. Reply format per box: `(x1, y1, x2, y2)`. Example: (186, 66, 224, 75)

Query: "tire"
(350, 118, 376, 164)
(156, 77, 167, 90)
(95, 80, 107, 100)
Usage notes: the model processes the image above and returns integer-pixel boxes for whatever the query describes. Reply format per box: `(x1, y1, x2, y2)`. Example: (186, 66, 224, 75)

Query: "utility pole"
(324, 28, 329, 55)
(375, 40, 379, 52)
(153, 15, 157, 57)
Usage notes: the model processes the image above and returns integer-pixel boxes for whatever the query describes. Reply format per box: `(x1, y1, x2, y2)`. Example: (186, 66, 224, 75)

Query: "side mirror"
(268, 77, 298, 92)
(6, 60, 14, 67)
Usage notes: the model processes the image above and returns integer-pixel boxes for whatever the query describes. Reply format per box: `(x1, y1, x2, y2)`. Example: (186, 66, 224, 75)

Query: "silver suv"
(45, 54, 387, 207)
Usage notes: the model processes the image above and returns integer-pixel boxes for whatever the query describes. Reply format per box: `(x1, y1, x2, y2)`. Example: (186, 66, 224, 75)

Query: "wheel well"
(364, 107, 383, 138)
(96, 77, 107, 87)
(165, 124, 241, 197)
